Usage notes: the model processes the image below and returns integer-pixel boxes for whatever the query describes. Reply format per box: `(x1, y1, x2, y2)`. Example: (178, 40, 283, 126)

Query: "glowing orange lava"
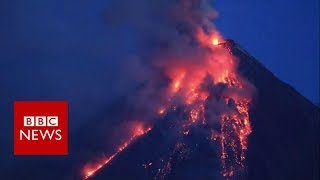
(83, 125, 152, 179)
(155, 29, 253, 178)
(212, 38, 219, 45)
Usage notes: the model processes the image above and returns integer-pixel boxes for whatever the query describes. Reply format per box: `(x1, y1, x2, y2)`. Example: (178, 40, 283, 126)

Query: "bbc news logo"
(21, 116, 62, 141)
(14, 101, 68, 155)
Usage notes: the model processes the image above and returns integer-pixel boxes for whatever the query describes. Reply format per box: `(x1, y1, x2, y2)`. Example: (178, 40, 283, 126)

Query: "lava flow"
(154, 32, 253, 178)
(82, 0, 254, 179)
(82, 124, 152, 179)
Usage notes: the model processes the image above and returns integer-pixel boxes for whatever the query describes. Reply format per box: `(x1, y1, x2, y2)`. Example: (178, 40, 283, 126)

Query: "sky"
(215, 0, 319, 103)
(1, 0, 317, 105)
(0, 0, 318, 132)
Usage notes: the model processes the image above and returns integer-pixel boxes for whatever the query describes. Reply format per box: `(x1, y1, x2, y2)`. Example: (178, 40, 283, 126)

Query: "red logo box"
(14, 101, 68, 155)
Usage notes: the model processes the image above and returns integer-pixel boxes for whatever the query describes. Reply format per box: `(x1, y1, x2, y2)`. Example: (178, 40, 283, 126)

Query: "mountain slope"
(229, 40, 319, 180)
(86, 41, 319, 180)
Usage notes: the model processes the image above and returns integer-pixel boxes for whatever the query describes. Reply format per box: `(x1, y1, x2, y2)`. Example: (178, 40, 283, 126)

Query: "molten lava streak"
(83, 125, 152, 179)
(155, 31, 253, 178)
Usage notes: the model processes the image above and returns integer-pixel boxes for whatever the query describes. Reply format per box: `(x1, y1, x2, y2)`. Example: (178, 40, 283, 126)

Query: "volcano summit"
(78, 40, 319, 180)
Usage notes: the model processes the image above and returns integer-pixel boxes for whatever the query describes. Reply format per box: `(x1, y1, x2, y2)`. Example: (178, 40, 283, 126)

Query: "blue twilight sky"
(1, 0, 318, 105)
(215, 0, 319, 103)
(0, 0, 319, 118)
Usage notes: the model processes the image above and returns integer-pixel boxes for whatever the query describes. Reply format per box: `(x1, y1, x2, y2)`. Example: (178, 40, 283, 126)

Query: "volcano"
(2, 1, 319, 180)
(76, 40, 319, 180)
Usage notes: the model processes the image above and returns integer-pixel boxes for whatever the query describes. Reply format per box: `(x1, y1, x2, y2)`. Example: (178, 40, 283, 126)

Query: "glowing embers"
(218, 99, 252, 178)
(83, 125, 152, 179)
(155, 142, 190, 179)
(190, 109, 200, 122)
(188, 104, 206, 124)
(142, 162, 153, 169)
(183, 129, 190, 136)
(235, 100, 252, 156)
(158, 107, 166, 115)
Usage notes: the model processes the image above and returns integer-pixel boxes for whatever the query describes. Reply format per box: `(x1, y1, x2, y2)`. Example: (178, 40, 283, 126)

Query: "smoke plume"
(82, 0, 256, 179)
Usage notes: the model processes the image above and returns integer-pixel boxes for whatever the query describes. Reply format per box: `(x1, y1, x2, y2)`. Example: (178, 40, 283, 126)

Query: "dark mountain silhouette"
(230, 40, 319, 180)
(80, 40, 319, 180)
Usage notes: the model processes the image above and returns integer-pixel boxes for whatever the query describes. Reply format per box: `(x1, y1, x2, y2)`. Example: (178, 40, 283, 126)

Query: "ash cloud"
(101, 0, 252, 122)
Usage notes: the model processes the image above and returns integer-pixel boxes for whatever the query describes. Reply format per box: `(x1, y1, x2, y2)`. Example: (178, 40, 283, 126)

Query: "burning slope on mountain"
(82, 38, 319, 180)
(151, 32, 254, 178)
(81, 0, 255, 179)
